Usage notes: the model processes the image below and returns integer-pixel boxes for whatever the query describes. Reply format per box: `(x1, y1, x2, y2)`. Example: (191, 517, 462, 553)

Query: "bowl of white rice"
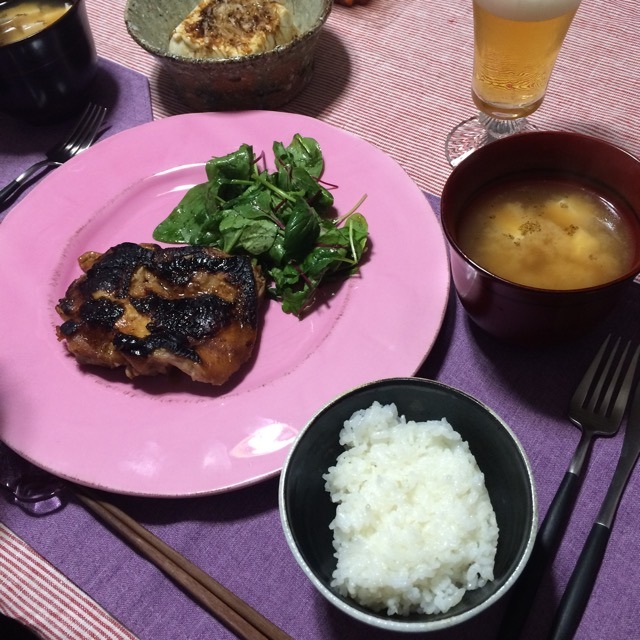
(278, 377, 537, 633)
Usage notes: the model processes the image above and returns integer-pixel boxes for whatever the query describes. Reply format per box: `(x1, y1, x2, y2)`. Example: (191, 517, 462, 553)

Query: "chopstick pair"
(71, 487, 292, 640)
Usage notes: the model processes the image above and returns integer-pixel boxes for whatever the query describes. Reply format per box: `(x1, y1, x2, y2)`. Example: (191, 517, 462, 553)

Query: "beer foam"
(475, 0, 581, 21)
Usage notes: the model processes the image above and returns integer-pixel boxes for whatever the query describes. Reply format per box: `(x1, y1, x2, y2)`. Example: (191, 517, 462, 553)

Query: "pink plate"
(0, 112, 449, 496)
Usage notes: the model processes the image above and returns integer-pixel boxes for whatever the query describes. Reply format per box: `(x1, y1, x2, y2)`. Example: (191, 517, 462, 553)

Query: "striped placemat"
(84, 0, 640, 198)
(0, 524, 138, 640)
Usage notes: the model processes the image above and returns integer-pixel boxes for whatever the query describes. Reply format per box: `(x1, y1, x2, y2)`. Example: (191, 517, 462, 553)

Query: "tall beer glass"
(446, 0, 582, 166)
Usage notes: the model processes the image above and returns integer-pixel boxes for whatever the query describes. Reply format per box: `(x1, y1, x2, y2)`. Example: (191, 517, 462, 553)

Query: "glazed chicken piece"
(56, 242, 265, 385)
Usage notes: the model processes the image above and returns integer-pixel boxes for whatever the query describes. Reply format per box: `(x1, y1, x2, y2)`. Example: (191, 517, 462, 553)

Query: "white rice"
(323, 401, 499, 616)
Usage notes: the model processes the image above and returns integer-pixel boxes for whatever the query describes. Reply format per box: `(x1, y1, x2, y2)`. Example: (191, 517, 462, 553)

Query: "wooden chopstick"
(71, 486, 292, 640)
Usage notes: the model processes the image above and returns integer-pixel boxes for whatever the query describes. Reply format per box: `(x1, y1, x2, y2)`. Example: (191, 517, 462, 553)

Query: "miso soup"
(457, 178, 635, 290)
(0, 1, 71, 46)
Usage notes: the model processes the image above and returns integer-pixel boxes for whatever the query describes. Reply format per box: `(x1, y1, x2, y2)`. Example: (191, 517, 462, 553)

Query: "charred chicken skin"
(56, 242, 265, 385)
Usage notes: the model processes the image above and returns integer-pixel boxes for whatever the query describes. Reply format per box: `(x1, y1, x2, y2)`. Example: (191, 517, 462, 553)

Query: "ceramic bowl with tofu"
(124, 0, 332, 111)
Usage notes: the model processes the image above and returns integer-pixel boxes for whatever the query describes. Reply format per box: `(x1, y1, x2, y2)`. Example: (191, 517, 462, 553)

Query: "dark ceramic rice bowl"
(279, 377, 537, 633)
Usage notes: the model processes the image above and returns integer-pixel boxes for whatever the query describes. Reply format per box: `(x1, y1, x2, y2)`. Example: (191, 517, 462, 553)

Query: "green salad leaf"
(153, 134, 368, 317)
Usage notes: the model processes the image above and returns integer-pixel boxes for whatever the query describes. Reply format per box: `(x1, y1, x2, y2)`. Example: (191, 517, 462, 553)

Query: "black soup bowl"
(0, 0, 98, 123)
(440, 131, 640, 344)
(278, 377, 537, 633)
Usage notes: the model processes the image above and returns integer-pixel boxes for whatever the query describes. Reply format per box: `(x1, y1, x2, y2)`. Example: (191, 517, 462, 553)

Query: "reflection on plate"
(0, 111, 449, 497)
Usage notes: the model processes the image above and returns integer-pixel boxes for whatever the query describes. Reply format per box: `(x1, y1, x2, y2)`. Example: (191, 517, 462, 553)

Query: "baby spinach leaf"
(153, 182, 219, 245)
(218, 213, 278, 255)
(289, 167, 334, 214)
(274, 135, 324, 178)
(283, 199, 321, 261)
(205, 144, 254, 182)
(152, 135, 369, 317)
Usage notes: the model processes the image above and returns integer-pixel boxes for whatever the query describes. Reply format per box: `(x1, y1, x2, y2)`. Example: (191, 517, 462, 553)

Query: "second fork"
(497, 335, 639, 639)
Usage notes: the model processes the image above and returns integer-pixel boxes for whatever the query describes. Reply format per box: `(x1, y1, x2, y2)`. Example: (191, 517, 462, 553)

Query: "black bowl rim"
(0, 0, 82, 48)
(278, 376, 538, 633)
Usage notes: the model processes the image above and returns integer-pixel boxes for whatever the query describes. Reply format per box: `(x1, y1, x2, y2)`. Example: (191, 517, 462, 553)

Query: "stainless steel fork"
(0, 103, 107, 208)
(497, 335, 640, 639)
(549, 360, 640, 640)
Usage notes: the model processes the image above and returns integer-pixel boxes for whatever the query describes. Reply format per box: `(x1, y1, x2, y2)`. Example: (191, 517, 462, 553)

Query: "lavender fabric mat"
(0, 57, 152, 219)
(1, 191, 639, 640)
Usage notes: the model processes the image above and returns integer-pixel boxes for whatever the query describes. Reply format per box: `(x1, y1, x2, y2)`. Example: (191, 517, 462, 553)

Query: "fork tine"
(573, 335, 639, 421)
(609, 343, 640, 421)
(64, 104, 106, 157)
(584, 336, 619, 413)
(51, 103, 96, 155)
(578, 335, 639, 421)
(573, 335, 611, 409)
(600, 340, 632, 414)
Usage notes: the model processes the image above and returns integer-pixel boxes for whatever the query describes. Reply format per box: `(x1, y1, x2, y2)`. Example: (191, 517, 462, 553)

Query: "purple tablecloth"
(1, 59, 640, 640)
(1, 188, 639, 639)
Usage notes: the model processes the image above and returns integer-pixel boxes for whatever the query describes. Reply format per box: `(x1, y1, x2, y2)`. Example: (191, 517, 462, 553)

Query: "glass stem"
(478, 113, 531, 142)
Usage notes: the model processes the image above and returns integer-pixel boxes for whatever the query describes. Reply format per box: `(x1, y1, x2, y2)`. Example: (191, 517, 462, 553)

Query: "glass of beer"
(445, 0, 582, 166)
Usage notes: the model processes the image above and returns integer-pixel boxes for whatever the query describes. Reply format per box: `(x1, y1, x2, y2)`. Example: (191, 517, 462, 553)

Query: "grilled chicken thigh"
(56, 242, 265, 385)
